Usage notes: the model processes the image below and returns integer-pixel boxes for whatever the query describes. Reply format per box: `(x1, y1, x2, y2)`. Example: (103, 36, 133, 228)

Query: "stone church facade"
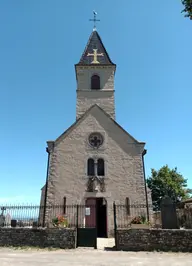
(40, 29, 150, 237)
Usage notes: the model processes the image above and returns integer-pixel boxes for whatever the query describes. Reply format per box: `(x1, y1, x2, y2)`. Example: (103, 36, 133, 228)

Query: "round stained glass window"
(88, 133, 103, 148)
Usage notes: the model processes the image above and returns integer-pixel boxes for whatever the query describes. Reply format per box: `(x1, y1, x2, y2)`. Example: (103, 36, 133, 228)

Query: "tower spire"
(89, 11, 100, 31)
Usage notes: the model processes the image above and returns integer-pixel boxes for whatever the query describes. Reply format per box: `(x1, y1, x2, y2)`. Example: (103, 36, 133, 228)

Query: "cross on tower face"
(87, 49, 104, 64)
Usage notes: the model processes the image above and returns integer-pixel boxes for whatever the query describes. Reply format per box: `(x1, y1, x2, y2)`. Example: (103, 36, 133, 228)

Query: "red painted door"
(85, 198, 96, 228)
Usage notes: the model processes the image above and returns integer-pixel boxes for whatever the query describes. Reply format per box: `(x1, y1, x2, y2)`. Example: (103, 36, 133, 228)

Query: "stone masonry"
(45, 105, 147, 236)
(76, 66, 115, 120)
(41, 29, 150, 237)
(0, 228, 76, 249)
(116, 229, 192, 252)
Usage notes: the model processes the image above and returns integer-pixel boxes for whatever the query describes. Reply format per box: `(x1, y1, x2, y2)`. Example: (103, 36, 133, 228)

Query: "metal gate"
(76, 200, 97, 248)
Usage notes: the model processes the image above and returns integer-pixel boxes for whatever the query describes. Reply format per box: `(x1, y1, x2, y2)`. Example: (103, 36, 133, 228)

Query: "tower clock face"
(88, 133, 103, 148)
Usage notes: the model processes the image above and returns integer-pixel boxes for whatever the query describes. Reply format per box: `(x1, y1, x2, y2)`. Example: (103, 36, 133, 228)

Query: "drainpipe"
(142, 149, 149, 221)
(42, 147, 50, 227)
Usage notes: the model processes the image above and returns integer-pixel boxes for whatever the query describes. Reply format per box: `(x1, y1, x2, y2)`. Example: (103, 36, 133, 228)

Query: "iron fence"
(1, 202, 192, 230)
(0, 204, 76, 228)
(177, 208, 192, 229)
(0, 204, 97, 228)
(114, 203, 192, 229)
(114, 204, 153, 228)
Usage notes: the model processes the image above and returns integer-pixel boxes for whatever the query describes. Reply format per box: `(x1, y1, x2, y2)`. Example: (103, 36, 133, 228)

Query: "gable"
(51, 105, 145, 154)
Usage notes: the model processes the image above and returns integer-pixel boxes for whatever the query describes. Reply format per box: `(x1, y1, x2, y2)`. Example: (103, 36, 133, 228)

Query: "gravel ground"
(0, 247, 192, 266)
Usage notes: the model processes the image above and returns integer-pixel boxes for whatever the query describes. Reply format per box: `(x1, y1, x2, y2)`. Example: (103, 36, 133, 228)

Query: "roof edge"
(75, 63, 116, 67)
(51, 104, 145, 147)
(94, 104, 145, 145)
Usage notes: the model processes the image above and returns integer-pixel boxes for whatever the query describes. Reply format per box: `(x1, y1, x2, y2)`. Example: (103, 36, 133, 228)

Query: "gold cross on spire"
(87, 49, 104, 64)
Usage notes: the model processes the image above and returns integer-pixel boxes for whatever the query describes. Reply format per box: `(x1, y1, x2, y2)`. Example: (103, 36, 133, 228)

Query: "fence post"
(76, 204, 79, 228)
(76, 205, 79, 248)
(113, 201, 117, 250)
(63, 197, 66, 215)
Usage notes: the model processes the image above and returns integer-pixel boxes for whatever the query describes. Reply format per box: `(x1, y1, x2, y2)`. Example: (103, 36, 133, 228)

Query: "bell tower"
(75, 18, 116, 120)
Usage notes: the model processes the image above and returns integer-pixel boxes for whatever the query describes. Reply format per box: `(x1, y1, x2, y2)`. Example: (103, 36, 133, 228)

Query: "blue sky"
(0, 0, 191, 204)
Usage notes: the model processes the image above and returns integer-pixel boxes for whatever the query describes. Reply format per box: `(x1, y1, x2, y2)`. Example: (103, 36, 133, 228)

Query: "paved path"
(0, 248, 192, 266)
(97, 238, 115, 249)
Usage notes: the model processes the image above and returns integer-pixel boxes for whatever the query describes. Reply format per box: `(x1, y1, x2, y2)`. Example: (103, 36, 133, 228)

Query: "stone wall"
(116, 229, 192, 252)
(0, 228, 76, 249)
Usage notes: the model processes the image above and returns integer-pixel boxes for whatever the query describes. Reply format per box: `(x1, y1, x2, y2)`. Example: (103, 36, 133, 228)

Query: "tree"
(182, 0, 192, 20)
(146, 165, 192, 210)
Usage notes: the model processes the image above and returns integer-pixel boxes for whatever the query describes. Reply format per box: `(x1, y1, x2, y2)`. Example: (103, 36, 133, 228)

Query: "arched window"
(125, 197, 130, 215)
(97, 158, 105, 176)
(87, 158, 95, 176)
(91, 75, 100, 90)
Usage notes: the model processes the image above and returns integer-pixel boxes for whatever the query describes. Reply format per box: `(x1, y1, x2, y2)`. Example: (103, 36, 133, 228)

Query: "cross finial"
(89, 11, 100, 31)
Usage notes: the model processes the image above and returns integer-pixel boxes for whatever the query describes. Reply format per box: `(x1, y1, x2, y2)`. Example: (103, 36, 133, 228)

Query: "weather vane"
(89, 11, 100, 30)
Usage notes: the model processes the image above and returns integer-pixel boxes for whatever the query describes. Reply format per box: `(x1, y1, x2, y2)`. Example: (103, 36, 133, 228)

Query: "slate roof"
(77, 30, 115, 65)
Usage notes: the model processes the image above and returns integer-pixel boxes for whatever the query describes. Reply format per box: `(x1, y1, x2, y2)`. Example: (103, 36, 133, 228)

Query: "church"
(40, 24, 149, 237)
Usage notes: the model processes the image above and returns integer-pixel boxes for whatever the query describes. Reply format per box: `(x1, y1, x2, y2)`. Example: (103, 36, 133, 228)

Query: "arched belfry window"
(97, 158, 105, 176)
(91, 75, 100, 90)
(87, 158, 95, 176)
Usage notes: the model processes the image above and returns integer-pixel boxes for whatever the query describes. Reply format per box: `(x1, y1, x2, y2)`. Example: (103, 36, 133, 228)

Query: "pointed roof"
(77, 30, 115, 66)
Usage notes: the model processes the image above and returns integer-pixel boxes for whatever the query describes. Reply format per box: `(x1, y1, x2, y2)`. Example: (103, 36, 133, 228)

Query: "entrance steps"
(76, 238, 115, 250)
(97, 238, 115, 250)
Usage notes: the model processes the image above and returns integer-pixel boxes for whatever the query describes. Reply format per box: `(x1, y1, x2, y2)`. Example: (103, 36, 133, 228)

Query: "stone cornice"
(46, 141, 54, 153)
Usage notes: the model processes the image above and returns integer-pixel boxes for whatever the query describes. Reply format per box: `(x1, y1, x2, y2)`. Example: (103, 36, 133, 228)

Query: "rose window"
(88, 133, 103, 148)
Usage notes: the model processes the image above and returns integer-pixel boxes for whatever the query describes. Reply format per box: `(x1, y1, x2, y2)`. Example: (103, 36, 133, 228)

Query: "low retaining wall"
(0, 228, 76, 249)
(116, 229, 192, 252)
